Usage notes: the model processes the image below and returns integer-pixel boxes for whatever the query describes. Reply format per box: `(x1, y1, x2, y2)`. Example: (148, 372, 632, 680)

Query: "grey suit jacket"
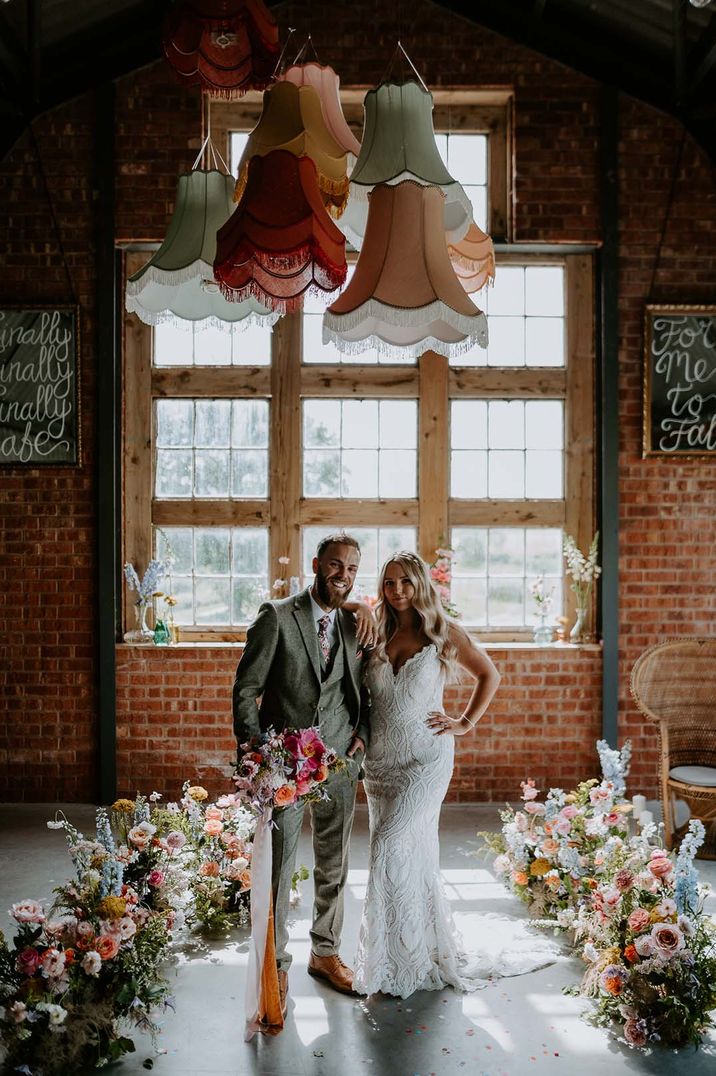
(232, 588, 370, 753)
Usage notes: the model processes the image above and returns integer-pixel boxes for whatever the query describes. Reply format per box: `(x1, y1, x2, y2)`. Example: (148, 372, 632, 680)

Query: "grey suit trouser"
(271, 756, 361, 970)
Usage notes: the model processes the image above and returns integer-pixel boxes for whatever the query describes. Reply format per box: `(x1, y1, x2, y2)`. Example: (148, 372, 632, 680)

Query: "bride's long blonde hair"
(374, 551, 458, 676)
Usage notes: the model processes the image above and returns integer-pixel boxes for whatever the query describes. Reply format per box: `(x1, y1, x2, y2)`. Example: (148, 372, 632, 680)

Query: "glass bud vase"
(533, 614, 553, 645)
(123, 600, 154, 643)
(570, 605, 588, 644)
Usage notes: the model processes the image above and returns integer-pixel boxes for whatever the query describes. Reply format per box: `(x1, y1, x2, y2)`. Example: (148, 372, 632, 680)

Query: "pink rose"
(623, 1016, 648, 1048)
(203, 818, 224, 837)
(627, 908, 651, 933)
(41, 947, 66, 979)
(614, 869, 634, 893)
(16, 947, 42, 976)
(96, 934, 120, 961)
(164, 831, 186, 851)
(553, 818, 571, 836)
(205, 806, 223, 821)
(295, 778, 313, 797)
(600, 886, 622, 911)
(117, 917, 137, 941)
(10, 900, 45, 924)
(147, 869, 165, 887)
(647, 856, 673, 880)
(216, 794, 237, 808)
(604, 811, 621, 826)
(560, 805, 579, 820)
(589, 785, 612, 805)
(634, 934, 655, 958)
(651, 922, 684, 959)
(524, 801, 546, 815)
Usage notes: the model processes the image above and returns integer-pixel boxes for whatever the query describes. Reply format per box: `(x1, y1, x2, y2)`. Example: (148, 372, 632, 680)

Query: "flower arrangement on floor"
(0, 798, 176, 1075)
(575, 818, 716, 1049)
(429, 545, 461, 619)
(481, 740, 633, 929)
(152, 783, 256, 933)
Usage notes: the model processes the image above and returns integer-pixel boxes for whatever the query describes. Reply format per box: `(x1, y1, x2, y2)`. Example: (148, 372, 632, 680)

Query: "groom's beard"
(315, 567, 354, 610)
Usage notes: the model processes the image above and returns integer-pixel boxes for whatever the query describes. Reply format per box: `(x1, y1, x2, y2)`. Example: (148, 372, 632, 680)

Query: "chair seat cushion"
(669, 765, 716, 788)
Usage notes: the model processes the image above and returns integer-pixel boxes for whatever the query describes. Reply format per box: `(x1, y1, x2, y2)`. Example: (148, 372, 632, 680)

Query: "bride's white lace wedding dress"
(353, 644, 559, 999)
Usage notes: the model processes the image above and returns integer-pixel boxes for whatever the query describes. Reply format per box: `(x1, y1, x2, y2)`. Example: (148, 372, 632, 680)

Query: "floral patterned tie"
(317, 615, 331, 663)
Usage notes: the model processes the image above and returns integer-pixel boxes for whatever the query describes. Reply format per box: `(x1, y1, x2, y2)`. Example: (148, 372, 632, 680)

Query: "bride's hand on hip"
(426, 710, 475, 736)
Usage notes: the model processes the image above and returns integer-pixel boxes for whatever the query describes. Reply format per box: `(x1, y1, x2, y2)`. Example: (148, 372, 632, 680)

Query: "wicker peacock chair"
(630, 638, 716, 859)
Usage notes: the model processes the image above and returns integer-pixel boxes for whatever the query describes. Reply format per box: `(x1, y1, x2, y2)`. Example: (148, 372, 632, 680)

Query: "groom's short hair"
(316, 532, 361, 559)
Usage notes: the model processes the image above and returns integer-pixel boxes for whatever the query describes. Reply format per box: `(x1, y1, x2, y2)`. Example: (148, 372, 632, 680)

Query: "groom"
(233, 533, 372, 1014)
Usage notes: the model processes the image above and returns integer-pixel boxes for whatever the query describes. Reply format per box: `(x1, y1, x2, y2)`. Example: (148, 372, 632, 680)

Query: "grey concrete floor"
(1, 803, 714, 1076)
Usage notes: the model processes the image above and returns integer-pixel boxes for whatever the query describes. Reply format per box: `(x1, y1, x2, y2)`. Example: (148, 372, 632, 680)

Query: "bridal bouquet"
(0, 799, 175, 1075)
(234, 726, 344, 814)
(481, 740, 633, 929)
(153, 784, 256, 932)
(575, 819, 716, 1049)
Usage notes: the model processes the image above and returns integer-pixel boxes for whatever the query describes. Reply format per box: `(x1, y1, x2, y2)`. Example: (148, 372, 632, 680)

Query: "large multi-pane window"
(123, 91, 594, 640)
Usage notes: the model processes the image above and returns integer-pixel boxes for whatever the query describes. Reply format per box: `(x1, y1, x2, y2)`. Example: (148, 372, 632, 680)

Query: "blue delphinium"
(596, 738, 632, 797)
(674, 818, 705, 916)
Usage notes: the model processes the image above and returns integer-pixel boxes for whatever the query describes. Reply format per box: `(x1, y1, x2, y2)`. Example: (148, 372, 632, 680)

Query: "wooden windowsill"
(116, 640, 602, 653)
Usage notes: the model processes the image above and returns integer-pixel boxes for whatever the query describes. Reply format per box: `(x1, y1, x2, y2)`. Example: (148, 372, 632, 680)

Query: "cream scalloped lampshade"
(447, 222, 496, 294)
(338, 80, 474, 250)
(125, 169, 278, 327)
(323, 181, 487, 360)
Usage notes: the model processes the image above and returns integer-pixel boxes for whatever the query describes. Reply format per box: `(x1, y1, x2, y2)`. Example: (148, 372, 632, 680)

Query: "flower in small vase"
(563, 532, 601, 641)
(429, 544, 461, 618)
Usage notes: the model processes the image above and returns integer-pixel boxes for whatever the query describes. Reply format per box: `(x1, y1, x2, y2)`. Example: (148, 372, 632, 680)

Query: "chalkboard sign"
(0, 306, 80, 465)
(643, 304, 716, 457)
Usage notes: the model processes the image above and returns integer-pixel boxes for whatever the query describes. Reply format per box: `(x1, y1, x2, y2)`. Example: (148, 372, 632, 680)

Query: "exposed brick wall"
(115, 645, 602, 804)
(1, 2, 714, 803)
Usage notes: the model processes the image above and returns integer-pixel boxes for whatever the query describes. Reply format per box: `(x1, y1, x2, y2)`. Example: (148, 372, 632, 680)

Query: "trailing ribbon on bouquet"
(244, 807, 283, 1039)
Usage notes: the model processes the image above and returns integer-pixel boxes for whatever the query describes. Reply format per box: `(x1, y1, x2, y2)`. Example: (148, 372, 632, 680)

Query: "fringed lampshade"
(339, 80, 473, 249)
(215, 150, 347, 315)
(233, 81, 349, 217)
(163, 0, 279, 97)
(323, 181, 487, 360)
(279, 61, 361, 157)
(125, 168, 278, 327)
(447, 223, 496, 294)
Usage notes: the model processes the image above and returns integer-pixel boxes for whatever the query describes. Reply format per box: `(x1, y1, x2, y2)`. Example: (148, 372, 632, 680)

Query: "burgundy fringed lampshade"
(163, 0, 279, 97)
(214, 150, 347, 315)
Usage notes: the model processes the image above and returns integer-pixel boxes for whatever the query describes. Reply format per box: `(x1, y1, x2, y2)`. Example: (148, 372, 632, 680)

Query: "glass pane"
(453, 335, 488, 366)
(193, 322, 232, 365)
(304, 400, 340, 446)
(525, 529, 563, 575)
(171, 576, 194, 625)
(343, 400, 379, 448)
(303, 312, 352, 364)
(525, 451, 563, 497)
(486, 316, 525, 366)
(232, 578, 266, 623)
(452, 529, 487, 575)
(231, 449, 268, 497)
(230, 132, 250, 175)
(448, 134, 487, 186)
(195, 400, 231, 447)
(488, 401, 524, 449)
(380, 400, 417, 448)
(486, 266, 524, 316)
(377, 528, 416, 564)
(156, 527, 193, 573)
(342, 450, 378, 497)
(452, 578, 487, 623)
(488, 578, 524, 625)
(525, 401, 563, 450)
(379, 450, 416, 497)
(232, 400, 268, 447)
(195, 577, 230, 623)
(465, 186, 487, 233)
(489, 450, 524, 497)
(451, 401, 487, 449)
(195, 528, 230, 574)
(304, 450, 341, 496)
(194, 450, 230, 497)
(434, 133, 448, 168)
(231, 321, 271, 365)
(232, 528, 268, 575)
(451, 450, 487, 497)
(525, 317, 565, 366)
(155, 449, 192, 497)
(489, 529, 525, 576)
(525, 266, 564, 317)
(156, 400, 193, 446)
(154, 320, 194, 366)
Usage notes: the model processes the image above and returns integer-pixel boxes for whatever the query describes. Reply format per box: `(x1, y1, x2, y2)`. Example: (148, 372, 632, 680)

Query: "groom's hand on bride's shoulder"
(352, 602, 378, 652)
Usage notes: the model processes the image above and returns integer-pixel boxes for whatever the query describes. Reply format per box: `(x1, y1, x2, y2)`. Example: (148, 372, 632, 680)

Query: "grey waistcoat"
(317, 629, 352, 753)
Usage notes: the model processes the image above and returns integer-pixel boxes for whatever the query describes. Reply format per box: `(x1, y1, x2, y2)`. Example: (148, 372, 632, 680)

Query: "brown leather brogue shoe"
(278, 969, 288, 1017)
(307, 952, 362, 996)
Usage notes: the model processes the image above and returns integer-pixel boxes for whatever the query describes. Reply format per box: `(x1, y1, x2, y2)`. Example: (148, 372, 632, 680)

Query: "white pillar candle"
(632, 794, 647, 818)
(638, 809, 654, 827)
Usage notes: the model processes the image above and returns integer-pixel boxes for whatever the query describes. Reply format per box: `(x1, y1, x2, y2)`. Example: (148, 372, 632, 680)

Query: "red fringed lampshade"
(214, 150, 347, 315)
(163, 0, 279, 97)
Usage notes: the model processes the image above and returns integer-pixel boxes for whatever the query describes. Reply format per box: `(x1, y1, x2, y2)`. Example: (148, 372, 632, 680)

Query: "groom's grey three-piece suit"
(233, 588, 371, 970)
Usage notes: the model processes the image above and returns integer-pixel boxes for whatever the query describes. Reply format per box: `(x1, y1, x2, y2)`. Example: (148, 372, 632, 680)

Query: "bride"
(353, 551, 556, 998)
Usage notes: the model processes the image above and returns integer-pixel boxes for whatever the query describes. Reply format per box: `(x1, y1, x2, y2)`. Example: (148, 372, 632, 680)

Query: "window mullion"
(419, 351, 450, 563)
(270, 314, 302, 581)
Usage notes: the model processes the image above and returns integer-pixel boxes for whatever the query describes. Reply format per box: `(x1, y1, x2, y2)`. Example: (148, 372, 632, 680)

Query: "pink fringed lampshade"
(162, 0, 279, 97)
(323, 181, 487, 359)
(447, 223, 496, 294)
(279, 61, 361, 157)
(214, 150, 347, 315)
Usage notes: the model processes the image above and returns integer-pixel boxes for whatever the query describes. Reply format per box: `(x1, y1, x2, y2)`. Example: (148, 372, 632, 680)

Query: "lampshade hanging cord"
(293, 33, 321, 66)
(646, 127, 686, 301)
(28, 121, 77, 305)
(194, 94, 228, 173)
(272, 26, 297, 79)
(380, 40, 429, 92)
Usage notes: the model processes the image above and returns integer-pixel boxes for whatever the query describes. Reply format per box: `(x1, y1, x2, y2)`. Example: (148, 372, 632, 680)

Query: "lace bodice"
(365, 644, 449, 769)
